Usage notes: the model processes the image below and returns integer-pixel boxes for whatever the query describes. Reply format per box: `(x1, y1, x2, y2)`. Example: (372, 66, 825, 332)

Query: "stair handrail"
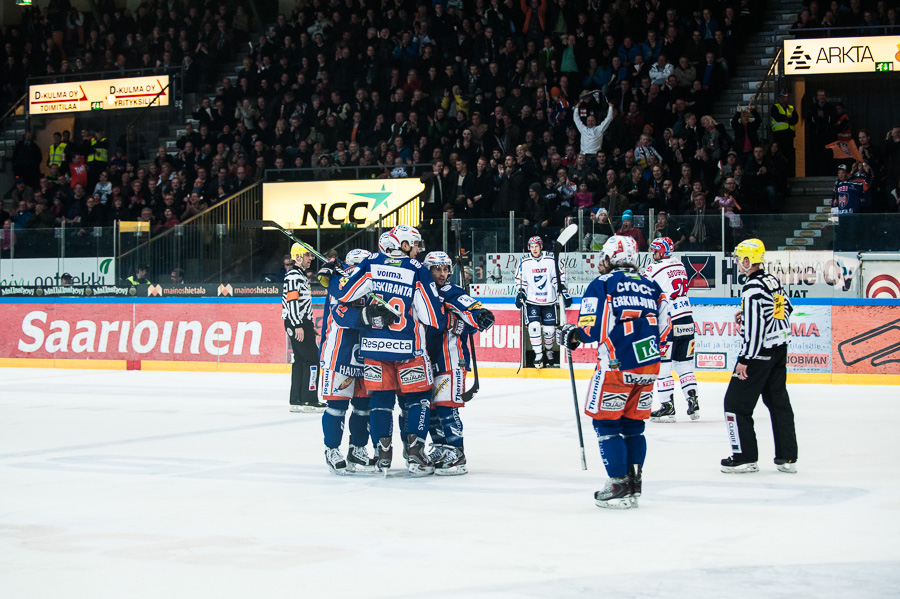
(0, 93, 27, 128)
(116, 179, 263, 261)
(751, 46, 784, 109)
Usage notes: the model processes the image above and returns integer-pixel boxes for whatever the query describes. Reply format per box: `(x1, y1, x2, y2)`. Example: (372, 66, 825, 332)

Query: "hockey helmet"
(527, 236, 543, 248)
(390, 225, 424, 252)
(345, 248, 371, 266)
(650, 237, 675, 259)
(734, 238, 765, 264)
(290, 242, 309, 261)
(378, 231, 400, 253)
(602, 235, 639, 266)
(423, 251, 453, 269)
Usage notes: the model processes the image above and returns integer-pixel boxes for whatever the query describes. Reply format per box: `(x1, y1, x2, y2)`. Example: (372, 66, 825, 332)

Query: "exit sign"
(876, 62, 894, 72)
(90, 101, 103, 110)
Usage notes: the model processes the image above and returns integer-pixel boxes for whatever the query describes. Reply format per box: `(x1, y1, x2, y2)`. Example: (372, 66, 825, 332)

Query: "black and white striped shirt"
(738, 270, 792, 364)
(282, 268, 313, 327)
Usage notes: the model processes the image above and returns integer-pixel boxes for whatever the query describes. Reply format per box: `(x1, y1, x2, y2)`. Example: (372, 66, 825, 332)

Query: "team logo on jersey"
(398, 365, 427, 385)
(578, 315, 597, 327)
(581, 297, 598, 314)
(633, 337, 660, 362)
(600, 392, 627, 411)
(364, 364, 382, 382)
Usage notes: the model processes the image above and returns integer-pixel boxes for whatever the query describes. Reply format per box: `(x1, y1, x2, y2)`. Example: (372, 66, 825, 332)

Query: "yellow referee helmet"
(734, 238, 765, 264)
(290, 243, 309, 261)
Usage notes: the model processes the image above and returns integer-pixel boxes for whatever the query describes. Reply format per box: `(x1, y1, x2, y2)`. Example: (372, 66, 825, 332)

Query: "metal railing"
(264, 163, 432, 182)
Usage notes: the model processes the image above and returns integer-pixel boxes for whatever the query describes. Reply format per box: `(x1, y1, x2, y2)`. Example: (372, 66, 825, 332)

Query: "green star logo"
(351, 184, 392, 212)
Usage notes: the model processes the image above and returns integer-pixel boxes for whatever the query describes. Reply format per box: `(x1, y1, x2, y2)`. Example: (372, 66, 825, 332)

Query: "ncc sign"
(784, 36, 900, 75)
(28, 76, 169, 114)
(263, 179, 425, 229)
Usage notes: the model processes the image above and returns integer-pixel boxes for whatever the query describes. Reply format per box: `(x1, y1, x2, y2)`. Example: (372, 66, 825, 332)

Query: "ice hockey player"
(331, 225, 447, 476)
(283, 242, 324, 413)
(422, 251, 495, 475)
(317, 248, 380, 475)
(514, 236, 571, 368)
(557, 236, 670, 509)
(721, 238, 798, 474)
(644, 237, 700, 422)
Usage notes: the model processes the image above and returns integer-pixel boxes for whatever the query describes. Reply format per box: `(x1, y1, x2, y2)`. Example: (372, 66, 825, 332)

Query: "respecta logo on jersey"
(361, 337, 414, 353)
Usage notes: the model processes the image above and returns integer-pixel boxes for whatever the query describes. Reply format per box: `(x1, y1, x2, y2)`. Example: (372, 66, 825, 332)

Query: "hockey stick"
(456, 249, 480, 403)
(554, 223, 587, 471)
(242, 219, 401, 318)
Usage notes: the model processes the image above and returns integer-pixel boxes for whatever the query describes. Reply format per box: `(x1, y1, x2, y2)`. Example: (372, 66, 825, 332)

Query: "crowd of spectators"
(4, 0, 900, 255)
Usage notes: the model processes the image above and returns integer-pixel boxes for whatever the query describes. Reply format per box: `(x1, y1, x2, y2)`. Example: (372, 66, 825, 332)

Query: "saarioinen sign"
(262, 179, 425, 229)
(785, 36, 900, 75)
(29, 76, 169, 114)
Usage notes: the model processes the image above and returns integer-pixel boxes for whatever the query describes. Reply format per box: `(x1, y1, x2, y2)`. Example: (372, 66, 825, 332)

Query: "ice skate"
(650, 399, 676, 423)
(775, 458, 797, 474)
(405, 434, 435, 476)
(289, 404, 303, 413)
(533, 353, 544, 369)
(546, 350, 557, 368)
(628, 464, 642, 505)
(346, 445, 377, 473)
(375, 436, 393, 475)
(434, 446, 468, 476)
(594, 476, 636, 509)
(686, 390, 700, 420)
(720, 456, 759, 473)
(298, 399, 326, 413)
(324, 447, 349, 475)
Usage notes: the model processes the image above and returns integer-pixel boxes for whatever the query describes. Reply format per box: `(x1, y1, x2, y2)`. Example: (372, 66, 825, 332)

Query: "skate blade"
(346, 463, 378, 474)
(776, 464, 797, 474)
(594, 497, 636, 509)
(297, 406, 326, 413)
(649, 416, 676, 423)
(328, 466, 351, 476)
(689, 412, 700, 420)
(720, 463, 759, 474)
(434, 464, 468, 476)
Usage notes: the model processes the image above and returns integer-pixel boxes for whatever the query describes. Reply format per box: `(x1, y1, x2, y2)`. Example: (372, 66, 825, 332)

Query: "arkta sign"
(28, 76, 169, 114)
(785, 36, 900, 75)
(262, 179, 425, 229)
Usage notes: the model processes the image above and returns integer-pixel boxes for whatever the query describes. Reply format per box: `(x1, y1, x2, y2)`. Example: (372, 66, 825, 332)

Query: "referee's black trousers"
(287, 321, 319, 406)
(723, 344, 798, 463)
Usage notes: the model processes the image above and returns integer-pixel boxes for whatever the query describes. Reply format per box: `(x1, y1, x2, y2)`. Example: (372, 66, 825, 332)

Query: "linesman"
(283, 242, 323, 412)
(721, 239, 798, 474)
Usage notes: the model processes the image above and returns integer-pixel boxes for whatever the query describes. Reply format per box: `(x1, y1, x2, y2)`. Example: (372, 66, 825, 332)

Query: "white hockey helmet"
(378, 231, 400, 253)
(345, 248, 371, 266)
(602, 235, 639, 266)
(423, 251, 453, 269)
(390, 224, 424, 252)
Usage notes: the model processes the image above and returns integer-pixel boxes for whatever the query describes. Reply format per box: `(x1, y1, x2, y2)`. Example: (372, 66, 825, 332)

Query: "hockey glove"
(316, 261, 341, 287)
(515, 289, 526, 310)
(475, 308, 495, 331)
(447, 313, 467, 336)
(360, 303, 397, 330)
(556, 323, 581, 350)
(561, 287, 572, 308)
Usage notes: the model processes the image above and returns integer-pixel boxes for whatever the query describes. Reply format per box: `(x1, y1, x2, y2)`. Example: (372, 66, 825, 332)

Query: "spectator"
(731, 106, 762, 161)
(683, 191, 720, 250)
(770, 89, 799, 169)
(616, 210, 648, 250)
(12, 131, 42, 187)
(125, 264, 152, 286)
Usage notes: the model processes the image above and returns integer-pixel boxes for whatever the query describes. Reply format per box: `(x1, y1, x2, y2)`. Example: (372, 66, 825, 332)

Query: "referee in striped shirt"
(721, 239, 798, 474)
(283, 243, 322, 412)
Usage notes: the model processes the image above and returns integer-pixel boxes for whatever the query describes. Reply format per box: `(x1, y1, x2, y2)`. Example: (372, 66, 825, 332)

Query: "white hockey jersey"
(514, 253, 566, 305)
(642, 257, 693, 321)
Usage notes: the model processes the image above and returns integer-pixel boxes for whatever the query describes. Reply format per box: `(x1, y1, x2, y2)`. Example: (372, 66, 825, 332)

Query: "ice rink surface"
(1, 368, 898, 599)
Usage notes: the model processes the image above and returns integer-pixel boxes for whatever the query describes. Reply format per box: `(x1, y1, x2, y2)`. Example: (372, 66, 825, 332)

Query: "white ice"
(1, 369, 898, 598)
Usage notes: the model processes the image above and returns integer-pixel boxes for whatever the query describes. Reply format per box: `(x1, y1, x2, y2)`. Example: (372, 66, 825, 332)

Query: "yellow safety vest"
(48, 142, 67, 167)
(770, 104, 796, 133)
(89, 137, 109, 163)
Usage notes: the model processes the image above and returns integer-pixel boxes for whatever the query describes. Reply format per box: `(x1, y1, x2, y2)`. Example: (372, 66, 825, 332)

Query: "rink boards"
(1, 296, 899, 385)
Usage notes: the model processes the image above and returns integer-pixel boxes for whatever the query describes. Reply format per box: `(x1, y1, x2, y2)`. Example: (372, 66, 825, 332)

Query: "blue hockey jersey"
(426, 283, 484, 373)
(576, 269, 671, 371)
(832, 173, 869, 214)
(319, 264, 365, 378)
(335, 253, 447, 362)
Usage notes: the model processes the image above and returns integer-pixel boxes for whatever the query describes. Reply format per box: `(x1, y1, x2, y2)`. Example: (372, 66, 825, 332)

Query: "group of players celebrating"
(285, 223, 797, 506)
(313, 225, 494, 477)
